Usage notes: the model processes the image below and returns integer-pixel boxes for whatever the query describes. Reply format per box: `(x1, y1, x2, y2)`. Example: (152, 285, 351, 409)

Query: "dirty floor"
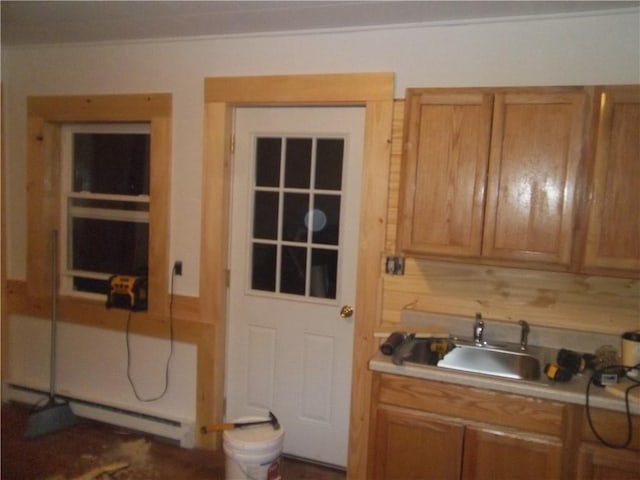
(1, 402, 346, 479)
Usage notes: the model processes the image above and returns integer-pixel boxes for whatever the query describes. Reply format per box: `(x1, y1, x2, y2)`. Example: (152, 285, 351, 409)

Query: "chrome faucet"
(518, 319, 530, 351)
(473, 313, 485, 346)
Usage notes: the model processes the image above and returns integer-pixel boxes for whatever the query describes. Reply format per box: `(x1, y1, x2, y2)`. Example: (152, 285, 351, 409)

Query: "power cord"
(126, 266, 177, 402)
(585, 364, 640, 449)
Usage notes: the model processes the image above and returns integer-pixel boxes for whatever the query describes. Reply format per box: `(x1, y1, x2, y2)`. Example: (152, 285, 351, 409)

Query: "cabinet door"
(373, 405, 464, 480)
(398, 90, 493, 256)
(576, 443, 640, 480)
(583, 87, 640, 275)
(483, 91, 586, 266)
(462, 426, 563, 480)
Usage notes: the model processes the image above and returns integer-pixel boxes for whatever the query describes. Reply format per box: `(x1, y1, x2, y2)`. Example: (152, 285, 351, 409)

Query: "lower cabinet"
(462, 426, 562, 480)
(373, 404, 562, 480)
(369, 373, 639, 480)
(576, 444, 640, 480)
(576, 406, 640, 479)
(373, 405, 464, 480)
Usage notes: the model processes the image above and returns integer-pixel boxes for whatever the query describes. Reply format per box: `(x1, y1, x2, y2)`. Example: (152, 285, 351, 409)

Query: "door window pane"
(252, 243, 277, 292)
(253, 191, 279, 240)
(315, 139, 344, 191)
(281, 246, 306, 295)
(310, 249, 338, 299)
(282, 193, 309, 242)
(313, 195, 341, 245)
(284, 138, 312, 188)
(256, 138, 281, 187)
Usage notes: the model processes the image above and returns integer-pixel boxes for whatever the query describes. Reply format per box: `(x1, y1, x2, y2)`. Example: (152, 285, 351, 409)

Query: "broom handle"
(49, 230, 58, 399)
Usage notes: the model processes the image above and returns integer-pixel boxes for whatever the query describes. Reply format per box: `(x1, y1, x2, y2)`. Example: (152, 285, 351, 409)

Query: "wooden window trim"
(200, 73, 394, 475)
(26, 93, 171, 321)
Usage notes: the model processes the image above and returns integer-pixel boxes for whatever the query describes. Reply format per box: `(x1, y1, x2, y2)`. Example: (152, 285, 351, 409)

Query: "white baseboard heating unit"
(2, 383, 196, 449)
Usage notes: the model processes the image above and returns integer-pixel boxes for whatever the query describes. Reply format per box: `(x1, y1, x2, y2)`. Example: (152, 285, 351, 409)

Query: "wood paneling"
(381, 257, 639, 334)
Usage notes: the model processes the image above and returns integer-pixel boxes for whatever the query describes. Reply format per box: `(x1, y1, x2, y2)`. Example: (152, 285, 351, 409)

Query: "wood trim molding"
(1, 83, 6, 379)
(204, 73, 394, 104)
(6, 279, 202, 342)
(201, 73, 394, 476)
(28, 94, 171, 122)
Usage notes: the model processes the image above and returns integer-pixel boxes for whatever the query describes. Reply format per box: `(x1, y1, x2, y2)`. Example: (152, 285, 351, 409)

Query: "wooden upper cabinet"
(482, 91, 587, 265)
(582, 86, 640, 276)
(398, 87, 587, 269)
(398, 90, 493, 256)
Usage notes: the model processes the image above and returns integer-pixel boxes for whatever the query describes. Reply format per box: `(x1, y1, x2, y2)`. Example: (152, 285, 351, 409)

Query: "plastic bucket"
(223, 417, 284, 480)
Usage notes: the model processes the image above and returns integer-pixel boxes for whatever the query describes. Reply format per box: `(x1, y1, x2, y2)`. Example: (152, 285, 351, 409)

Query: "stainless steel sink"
(437, 343, 541, 380)
(402, 339, 542, 381)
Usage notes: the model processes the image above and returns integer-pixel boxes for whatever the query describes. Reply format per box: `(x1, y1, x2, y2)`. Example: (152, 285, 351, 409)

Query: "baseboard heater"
(2, 383, 196, 448)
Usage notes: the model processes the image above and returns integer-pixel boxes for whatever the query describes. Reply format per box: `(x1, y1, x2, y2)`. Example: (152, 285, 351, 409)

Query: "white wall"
(3, 10, 639, 294)
(7, 315, 196, 422)
(2, 9, 639, 423)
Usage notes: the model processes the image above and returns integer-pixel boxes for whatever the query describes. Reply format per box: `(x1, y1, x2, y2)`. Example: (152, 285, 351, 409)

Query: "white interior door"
(226, 106, 364, 467)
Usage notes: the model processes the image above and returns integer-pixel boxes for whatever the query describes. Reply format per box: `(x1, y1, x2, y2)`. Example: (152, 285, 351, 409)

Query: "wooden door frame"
(200, 73, 394, 478)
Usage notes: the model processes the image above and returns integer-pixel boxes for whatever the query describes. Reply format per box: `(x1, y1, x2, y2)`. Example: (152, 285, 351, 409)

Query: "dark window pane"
(313, 195, 340, 245)
(310, 249, 338, 299)
(73, 133, 150, 195)
(284, 138, 312, 188)
(256, 138, 281, 187)
(252, 243, 277, 292)
(253, 191, 279, 240)
(283, 193, 309, 242)
(281, 246, 306, 295)
(73, 277, 109, 295)
(71, 218, 148, 276)
(315, 138, 344, 191)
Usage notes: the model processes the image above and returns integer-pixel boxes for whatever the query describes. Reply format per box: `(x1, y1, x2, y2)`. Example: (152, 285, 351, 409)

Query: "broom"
(24, 230, 78, 438)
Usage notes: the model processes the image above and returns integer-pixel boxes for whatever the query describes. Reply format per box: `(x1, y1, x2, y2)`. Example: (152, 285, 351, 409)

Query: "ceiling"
(1, 1, 638, 46)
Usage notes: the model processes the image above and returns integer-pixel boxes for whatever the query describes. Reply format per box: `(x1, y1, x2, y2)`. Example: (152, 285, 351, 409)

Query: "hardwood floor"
(1, 402, 346, 479)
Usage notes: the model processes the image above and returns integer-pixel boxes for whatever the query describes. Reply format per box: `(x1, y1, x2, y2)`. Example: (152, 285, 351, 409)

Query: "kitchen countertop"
(370, 350, 640, 416)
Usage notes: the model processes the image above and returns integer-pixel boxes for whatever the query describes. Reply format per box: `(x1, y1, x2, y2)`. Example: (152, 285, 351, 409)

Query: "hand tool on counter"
(200, 411, 280, 433)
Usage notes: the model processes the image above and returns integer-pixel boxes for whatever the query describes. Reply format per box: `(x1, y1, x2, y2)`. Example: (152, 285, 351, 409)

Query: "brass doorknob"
(340, 305, 354, 318)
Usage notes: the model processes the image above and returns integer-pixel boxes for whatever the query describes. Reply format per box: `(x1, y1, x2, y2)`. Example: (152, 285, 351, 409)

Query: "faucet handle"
(474, 313, 485, 345)
(518, 320, 530, 351)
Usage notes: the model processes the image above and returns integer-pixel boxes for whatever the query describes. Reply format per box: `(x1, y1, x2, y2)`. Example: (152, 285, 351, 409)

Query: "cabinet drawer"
(377, 373, 565, 436)
(581, 406, 640, 451)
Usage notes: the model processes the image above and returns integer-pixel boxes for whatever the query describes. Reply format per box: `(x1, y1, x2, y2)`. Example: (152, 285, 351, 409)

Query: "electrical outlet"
(174, 261, 183, 276)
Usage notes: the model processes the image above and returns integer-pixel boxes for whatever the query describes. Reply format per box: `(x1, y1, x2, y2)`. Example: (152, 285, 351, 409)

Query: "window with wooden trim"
(26, 94, 171, 317)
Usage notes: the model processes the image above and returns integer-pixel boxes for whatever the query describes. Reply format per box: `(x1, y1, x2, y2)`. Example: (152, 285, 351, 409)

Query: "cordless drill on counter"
(544, 348, 597, 382)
